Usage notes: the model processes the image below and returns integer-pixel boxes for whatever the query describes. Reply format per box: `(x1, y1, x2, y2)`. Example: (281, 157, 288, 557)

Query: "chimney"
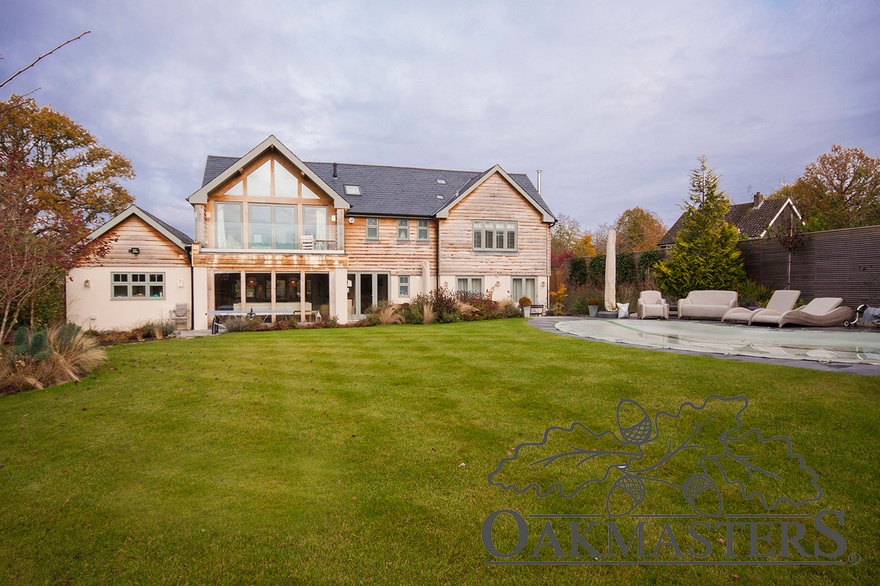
(753, 191, 764, 208)
(332, 162, 337, 178)
(536, 169, 542, 195)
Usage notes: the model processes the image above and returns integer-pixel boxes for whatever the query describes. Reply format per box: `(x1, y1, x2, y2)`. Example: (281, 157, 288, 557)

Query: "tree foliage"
(773, 145, 880, 231)
(615, 207, 667, 252)
(654, 157, 745, 299)
(0, 96, 134, 340)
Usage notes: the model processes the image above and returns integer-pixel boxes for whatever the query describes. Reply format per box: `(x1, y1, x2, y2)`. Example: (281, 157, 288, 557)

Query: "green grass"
(0, 320, 876, 584)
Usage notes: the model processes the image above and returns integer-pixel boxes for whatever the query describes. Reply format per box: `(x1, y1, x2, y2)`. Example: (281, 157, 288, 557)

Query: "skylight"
(436, 179, 446, 185)
(344, 184, 361, 196)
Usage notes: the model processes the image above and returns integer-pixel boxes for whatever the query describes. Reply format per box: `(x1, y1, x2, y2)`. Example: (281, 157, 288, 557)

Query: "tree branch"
(0, 31, 91, 89)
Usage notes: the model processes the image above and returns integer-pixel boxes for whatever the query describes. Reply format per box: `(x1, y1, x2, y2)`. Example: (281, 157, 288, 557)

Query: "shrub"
(637, 249, 664, 280)
(616, 252, 636, 283)
(1, 324, 106, 394)
(569, 257, 588, 286)
(518, 296, 532, 308)
(588, 255, 606, 287)
(222, 316, 263, 332)
(366, 303, 406, 326)
(141, 319, 175, 340)
(274, 317, 300, 330)
(737, 280, 774, 307)
(497, 299, 521, 318)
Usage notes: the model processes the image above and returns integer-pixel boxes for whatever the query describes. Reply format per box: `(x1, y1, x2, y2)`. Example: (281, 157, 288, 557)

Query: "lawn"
(0, 319, 876, 585)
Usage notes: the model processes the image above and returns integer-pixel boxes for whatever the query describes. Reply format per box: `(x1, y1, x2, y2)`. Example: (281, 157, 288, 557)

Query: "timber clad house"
(66, 136, 556, 331)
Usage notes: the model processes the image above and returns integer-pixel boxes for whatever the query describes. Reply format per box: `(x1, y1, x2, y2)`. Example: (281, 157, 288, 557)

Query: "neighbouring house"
(66, 205, 194, 331)
(68, 136, 555, 331)
(658, 192, 802, 249)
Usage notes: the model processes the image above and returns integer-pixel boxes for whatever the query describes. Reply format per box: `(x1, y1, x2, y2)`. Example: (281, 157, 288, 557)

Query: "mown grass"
(0, 320, 876, 585)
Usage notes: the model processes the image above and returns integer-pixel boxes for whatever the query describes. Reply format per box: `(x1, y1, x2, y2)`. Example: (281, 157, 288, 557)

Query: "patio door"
(348, 273, 389, 316)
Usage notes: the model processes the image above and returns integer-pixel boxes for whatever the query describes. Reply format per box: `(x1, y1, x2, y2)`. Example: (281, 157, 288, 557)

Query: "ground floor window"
(112, 272, 164, 299)
(213, 271, 329, 320)
(511, 277, 537, 304)
(398, 276, 410, 298)
(456, 276, 483, 295)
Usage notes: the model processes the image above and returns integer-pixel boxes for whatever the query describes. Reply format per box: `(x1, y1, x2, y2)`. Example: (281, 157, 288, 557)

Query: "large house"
(67, 136, 555, 331)
(658, 192, 802, 249)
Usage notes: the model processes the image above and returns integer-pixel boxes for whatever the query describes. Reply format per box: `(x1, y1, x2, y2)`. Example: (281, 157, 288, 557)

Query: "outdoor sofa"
(677, 290, 738, 320)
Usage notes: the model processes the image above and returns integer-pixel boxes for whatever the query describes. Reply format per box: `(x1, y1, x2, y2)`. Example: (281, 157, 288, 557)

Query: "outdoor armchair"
(637, 290, 669, 319)
(722, 289, 800, 325)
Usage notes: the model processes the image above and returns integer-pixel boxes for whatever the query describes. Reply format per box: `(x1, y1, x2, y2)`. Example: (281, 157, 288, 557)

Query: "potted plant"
(587, 297, 600, 317)
(518, 296, 532, 317)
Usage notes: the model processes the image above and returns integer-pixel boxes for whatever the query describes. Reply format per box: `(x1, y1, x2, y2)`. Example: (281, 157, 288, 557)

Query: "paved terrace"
(529, 316, 880, 376)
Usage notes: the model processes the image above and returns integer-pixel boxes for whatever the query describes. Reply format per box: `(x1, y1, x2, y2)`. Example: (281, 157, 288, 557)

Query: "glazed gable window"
(473, 221, 517, 252)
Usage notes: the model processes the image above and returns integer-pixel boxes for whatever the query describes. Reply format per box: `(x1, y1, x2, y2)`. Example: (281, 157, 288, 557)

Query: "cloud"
(2, 0, 878, 235)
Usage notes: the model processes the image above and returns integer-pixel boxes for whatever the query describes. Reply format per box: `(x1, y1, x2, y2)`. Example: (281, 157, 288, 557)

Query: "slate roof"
(138, 207, 194, 246)
(201, 155, 554, 219)
(658, 197, 796, 246)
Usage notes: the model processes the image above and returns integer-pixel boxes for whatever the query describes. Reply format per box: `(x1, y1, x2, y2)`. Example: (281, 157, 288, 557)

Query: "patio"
(531, 317, 880, 375)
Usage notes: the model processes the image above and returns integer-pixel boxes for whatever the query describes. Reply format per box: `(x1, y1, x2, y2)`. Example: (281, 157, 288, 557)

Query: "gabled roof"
(188, 135, 349, 209)
(195, 137, 555, 221)
(86, 205, 193, 250)
(659, 196, 801, 246)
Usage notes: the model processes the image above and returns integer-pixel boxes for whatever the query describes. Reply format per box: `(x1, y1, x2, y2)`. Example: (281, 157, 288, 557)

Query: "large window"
(304, 206, 328, 249)
(112, 273, 164, 299)
(249, 204, 297, 249)
(456, 277, 483, 295)
(473, 221, 517, 252)
(511, 277, 537, 304)
(216, 203, 243, 248)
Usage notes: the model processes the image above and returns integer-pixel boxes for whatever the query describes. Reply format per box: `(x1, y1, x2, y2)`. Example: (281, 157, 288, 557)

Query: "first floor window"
(511, 277, 537, 304)
(366, 218, 379, 240)
(399, 276, 410, 298)
(456, 276, 483, 295)
(112, 273, 164, 299)
(397, 219, 410, 240)
(249, 204, 297, 249)
(473, 220, 517, 251)
(216, 202, 243, 248)
(417, 219, 429, 241)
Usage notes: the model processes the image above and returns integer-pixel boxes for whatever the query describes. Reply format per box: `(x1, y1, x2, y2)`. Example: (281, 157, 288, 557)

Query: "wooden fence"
(738, 225, 880, 307)
(556, 225, 880, 307)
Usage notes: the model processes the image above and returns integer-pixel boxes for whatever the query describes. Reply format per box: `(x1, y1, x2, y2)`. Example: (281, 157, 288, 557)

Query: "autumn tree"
(773, 145, 880, 231)
(591, 221, 614, 255)
(654, 156, 745, 299)
(0, 95, 134, 338)
(615, 206, 667, 252)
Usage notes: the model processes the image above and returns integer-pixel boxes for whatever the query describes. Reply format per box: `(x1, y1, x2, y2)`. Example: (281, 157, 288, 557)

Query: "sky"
(2, 0, 879, 238)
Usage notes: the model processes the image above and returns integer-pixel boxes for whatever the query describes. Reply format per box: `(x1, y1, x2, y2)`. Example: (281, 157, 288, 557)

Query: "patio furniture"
(170, 303, 190, 330)
(529, 305, 545, 317)
(776, 298, 854, 328)
(722, 289, 800, 325)
(637, 290, 669, 319)
(678, 290, 738, 320)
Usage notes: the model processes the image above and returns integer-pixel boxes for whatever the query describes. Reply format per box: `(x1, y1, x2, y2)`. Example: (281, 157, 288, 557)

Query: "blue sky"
(2, 0, 878, 236)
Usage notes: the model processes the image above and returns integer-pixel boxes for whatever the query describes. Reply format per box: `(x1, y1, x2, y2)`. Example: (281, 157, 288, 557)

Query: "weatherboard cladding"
(201, 155, 552, 219)
(138, 207, 195, 246)
(659, 199, 791, 246)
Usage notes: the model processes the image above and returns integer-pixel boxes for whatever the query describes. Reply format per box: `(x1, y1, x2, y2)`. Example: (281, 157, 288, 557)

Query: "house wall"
(67, 266, 192, 331)
(439, 173, 551, 304)
(67, 215, 193, 330)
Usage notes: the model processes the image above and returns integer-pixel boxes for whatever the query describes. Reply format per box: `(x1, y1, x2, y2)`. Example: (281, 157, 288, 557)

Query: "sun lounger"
(777, 298, 854, 328)
(722, 290, 800, 325)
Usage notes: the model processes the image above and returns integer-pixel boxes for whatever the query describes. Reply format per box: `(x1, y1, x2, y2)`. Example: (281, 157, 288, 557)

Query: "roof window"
(344, 184, 361, 196)
(436, 179, 446, 184)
